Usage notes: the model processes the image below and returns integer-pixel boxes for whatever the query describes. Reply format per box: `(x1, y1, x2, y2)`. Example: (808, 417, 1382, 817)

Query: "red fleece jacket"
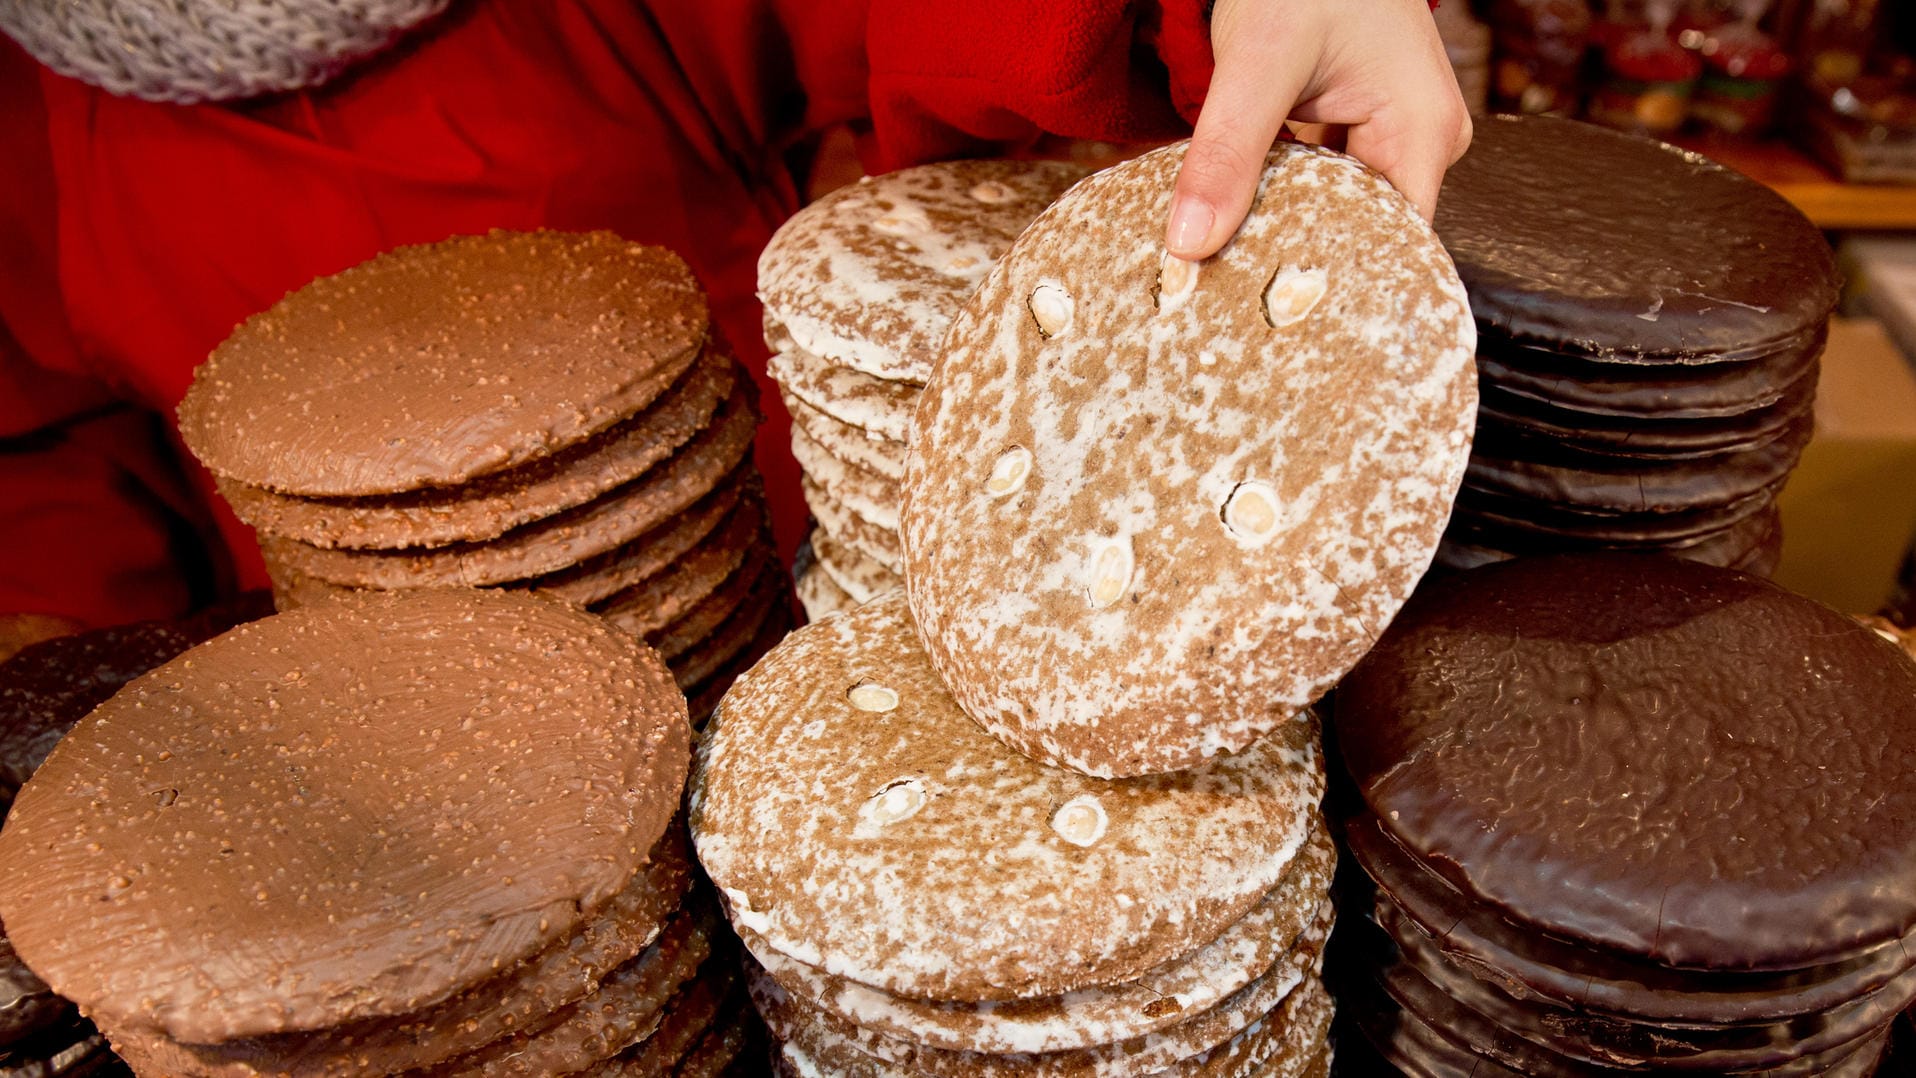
(0, 0, 1218, 626)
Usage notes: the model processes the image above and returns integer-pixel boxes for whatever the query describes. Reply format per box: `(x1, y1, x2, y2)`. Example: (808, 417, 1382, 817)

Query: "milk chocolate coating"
(0, 589, 690, 1043)
(178, 230, 707, 497)
(1336, 553, 1916, 971)
(1435, 116, 1838, 360)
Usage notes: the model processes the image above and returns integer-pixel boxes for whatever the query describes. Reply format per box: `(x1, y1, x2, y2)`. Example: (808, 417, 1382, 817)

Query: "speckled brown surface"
(741, 826, 1335, 1056)
(682, 606, 794, 727)
(102, 823, 700, 1077)
(584, 949, 744, 1077)
(755, 955, 1335, 1078)
(178, 230, 708, 497)
(0, 598, 272, 802)
(797, 560, 857, 623)
(259, 393, 757, 589)
(530, 482, 752, 607)
(781, 389, 907, 482)
(759, 160, 1089, 384)
(767, 347, 918, 443)
(791, 425, 898, 533)
(902, 141, 1476, 778)
(411, 904, 716, 1078)
(802, 478, 902, 574)
(216, 347, 737, 550)
(0, 589, 691, 1044)
(590, 501, 767, 638)
(638, 554, 780, 664)
(664, 567, 790, 692)
(810, 527, 900, 606)
(691, 593, 1325, 1004)
(1336, 553, 1916, 970)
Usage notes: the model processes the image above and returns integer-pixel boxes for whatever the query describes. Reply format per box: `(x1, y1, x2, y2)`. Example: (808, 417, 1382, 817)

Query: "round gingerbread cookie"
(767, 346, 918, 443)
(741, 825, 1336, 1057)
(797, 559, 857, 622)
(811, 527, 901, 605)
(902, 141, 1476, 778)
(803, 477, 902, 574)
(217, 346, 738, 550)
(759, 160, 1090, 384)
(1435, 115, 1838, 361)
(261, 391, 758, 589)
(1336, 553, 1916, 971)
(780, 389, 906, 482)
(690, 592, 1324, 1004)
(0, 588, 690, 1044)
(180, 230, 709, 497)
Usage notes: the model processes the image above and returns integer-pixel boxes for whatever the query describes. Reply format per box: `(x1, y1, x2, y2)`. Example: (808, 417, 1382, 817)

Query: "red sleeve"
(856, 0, 1214, 168)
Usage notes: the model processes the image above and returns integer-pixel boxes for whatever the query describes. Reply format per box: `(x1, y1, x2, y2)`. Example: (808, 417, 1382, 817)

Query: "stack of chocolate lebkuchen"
(177, 229, 790, 720)
(1331, 554, 1916, 1075)
(0, 589, 762, 1077)
(1431, 115, 1839, 576)
(756, 159, 1087, 619)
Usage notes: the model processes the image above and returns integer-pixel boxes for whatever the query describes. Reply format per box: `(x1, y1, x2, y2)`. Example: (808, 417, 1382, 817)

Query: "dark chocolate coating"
(1347, 917, 1894, 1076)
(1453, 482, 1780, 544)
(1461, 412, 1811, 514)
(1384, 895, 1912, 1071)
(1472, 326, 1824, 420)
(1346, 814, 1916, 1028)
(1435, 115, 1838, 359)
(1438, 501, 1781, 576)
(0, 939, 65, 1051)
(1475, 373, 1817, 460)
(0, 1017, 121, 1078)
(1336, 553, 1916, 972)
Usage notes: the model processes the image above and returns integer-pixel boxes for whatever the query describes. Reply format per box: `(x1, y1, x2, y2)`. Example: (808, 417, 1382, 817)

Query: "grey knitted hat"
(0, 0, 454, 104)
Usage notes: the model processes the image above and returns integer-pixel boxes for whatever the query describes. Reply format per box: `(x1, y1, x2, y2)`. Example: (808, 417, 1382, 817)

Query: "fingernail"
(1166, 196, 1215, 258)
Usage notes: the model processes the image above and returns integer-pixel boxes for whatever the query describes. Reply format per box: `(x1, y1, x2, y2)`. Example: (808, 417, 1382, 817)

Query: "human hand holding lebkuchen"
(1167, 0, 1470, 259)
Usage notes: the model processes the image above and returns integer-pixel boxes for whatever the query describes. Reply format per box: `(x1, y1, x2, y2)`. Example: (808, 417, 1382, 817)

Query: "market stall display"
(175, 230, 789, 721)
(1432, 113, 1838, 573)
(1332, 553, 1916, 1074)
(0, 589, 759, 1077)
(691, 594, 1335, 1077)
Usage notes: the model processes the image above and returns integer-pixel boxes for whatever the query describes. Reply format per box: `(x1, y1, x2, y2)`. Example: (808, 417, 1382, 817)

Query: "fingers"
(1344, 97, 1471, 220)
(1165, 29, 1315, 261)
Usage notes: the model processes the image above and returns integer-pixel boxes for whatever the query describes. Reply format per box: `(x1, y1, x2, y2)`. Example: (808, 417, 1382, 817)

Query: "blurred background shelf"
(1674, 136, 1916, 229)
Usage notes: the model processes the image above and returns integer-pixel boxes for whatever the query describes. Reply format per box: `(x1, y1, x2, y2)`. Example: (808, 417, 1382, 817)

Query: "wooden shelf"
(1672, 136, 1916, 230)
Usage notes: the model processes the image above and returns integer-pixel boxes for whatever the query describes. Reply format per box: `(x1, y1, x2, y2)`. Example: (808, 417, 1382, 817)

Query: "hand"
(1164, 0, 1472, 260)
